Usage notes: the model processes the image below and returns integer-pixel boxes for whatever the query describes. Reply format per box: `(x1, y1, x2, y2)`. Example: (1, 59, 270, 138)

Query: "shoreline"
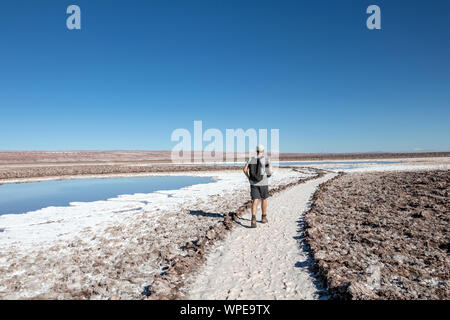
(0, 170, 227, 185)
(0, 165, 240, 185)
(0, 156, 448, 185)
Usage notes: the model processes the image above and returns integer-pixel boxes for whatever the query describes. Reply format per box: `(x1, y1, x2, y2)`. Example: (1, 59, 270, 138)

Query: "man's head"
(256, 144, 264, 155)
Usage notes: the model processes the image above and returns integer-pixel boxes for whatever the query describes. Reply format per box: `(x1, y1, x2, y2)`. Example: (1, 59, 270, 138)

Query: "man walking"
(243, 145, 273, 228)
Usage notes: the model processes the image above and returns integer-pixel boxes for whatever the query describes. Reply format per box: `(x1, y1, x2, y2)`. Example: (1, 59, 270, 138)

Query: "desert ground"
(305, 170, 449, 299)
(0, 151, 448, 299)
(1, 151, 449, 165)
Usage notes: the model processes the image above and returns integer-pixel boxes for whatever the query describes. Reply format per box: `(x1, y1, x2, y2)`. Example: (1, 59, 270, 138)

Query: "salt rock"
(206, 229, 216, 240)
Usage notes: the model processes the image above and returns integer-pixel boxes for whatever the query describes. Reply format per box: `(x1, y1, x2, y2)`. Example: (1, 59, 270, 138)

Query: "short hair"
(256, 145, 264, 153)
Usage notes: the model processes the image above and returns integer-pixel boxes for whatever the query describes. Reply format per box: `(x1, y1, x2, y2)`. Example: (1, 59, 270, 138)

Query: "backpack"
(249, 157, 264, 183)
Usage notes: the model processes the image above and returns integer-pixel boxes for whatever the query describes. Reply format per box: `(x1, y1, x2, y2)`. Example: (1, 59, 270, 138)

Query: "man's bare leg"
(261, 199, 268, 223)
(251, 199, 259, 228)
(261, 199, 267, 214)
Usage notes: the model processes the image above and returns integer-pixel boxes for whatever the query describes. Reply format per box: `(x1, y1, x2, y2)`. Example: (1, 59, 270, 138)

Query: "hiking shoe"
(261, 215, 268, 224)
(251, 216, 257, 228)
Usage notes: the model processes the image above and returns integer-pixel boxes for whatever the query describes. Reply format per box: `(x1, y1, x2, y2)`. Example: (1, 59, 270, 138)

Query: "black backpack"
(249, 157, 264, 183)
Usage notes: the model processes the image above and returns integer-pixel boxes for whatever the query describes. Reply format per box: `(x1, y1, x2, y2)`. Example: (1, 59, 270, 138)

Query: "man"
(243, 145, 273, 228)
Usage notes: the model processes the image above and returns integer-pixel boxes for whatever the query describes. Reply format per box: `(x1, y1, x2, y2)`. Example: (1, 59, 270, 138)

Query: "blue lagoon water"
(278, 160, 404, 170)
(0, 176, 213, 215)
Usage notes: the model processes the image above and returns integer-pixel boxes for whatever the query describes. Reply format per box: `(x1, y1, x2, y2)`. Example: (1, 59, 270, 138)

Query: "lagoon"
(0, 176, 213, 215)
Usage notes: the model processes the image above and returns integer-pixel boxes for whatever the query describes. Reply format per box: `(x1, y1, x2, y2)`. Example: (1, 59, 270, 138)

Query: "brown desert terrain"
(305, 170, 449, 299)
(1, 150, 449, 165)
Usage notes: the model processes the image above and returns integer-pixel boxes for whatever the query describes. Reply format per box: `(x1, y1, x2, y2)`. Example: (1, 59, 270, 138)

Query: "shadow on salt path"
(188, 209, 253, 229)
(188, 210, 224, 219)
(294, 216, 330, 300)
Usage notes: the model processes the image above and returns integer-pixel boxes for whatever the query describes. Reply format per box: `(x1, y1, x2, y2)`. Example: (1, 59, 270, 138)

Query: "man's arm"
(265, 158, 273, 176)
(243, 163, 250, 180)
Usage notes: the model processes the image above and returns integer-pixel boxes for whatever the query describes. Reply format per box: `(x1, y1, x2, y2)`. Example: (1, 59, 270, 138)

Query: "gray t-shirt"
(247, 156, 271, 186)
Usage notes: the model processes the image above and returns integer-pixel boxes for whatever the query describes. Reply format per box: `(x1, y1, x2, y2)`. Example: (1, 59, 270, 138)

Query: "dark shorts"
(250, 185, 269, 200)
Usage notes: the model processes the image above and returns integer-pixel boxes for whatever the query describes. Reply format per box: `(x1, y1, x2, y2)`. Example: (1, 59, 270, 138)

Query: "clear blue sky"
(0, 0, 449, 153)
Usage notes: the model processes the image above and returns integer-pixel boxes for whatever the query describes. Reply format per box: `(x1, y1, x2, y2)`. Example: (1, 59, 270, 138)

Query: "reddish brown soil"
(0, 150, 448, 165)
(0, 164, 239, 182)
(305, 170, 450, 300)
(0, 151, 173, 164)
(281, 152, 450, 161)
